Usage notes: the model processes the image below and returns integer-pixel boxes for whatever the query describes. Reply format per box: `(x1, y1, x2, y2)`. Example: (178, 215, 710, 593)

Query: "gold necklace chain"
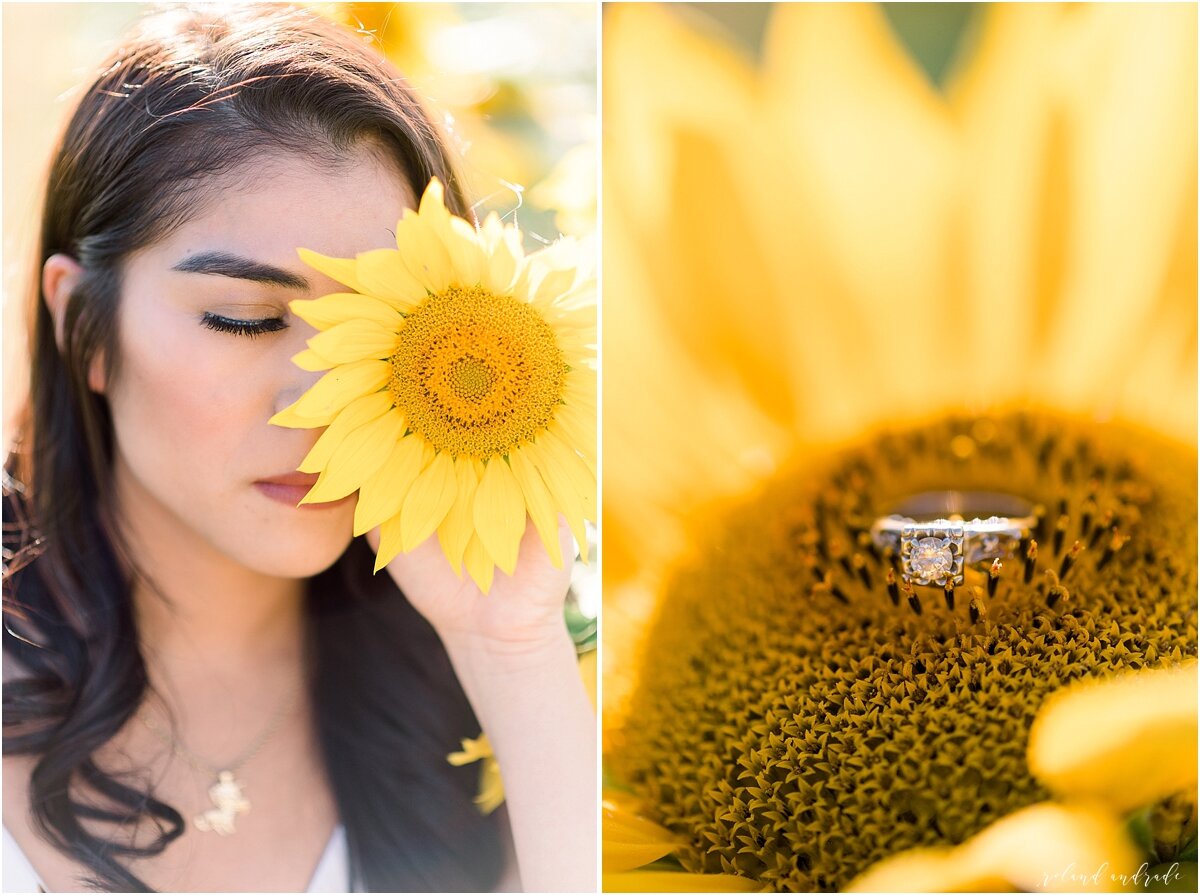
(137, 681, 302, 836)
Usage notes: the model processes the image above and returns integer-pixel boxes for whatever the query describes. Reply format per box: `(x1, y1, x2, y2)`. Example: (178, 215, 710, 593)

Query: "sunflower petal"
(354, 248, 427, 311)
(283, 359, 390, 424)
(846, 802, 1139, 893)
(429, 210, 487, 287)
(602, 799, 680, 873)
(463, 532, 496, 594)
(845, 846, 1008, 893)
(530, 265, 578, 308)
(472, 458, 528, 576)
(550, 405, 597, 473)
(298, 409, 405, 504)
(268, 403, 327, 429)
(538, 430, 596, 517)
(602, 871, 760, 893)
(1027, 660, 1198, 811)
(373, 514, 404, 573)
(480, 215, 522, 293)
(419, 176, 451, 221)
(353, 434, 431, 537)
(297, 247, 365, 293)
(473, 758, 505, 814)
(602, 842, 678, 876)
(290, 292, 405, 330)
(548, 302, 597, 330)
(447, 733, 493, 765)
(306, 318, 400, 364)
(550, 425, 595, 479)
(298, 393, 396, 474)
(396, 198, 454, 293)
(437, 457, 481, 575)
(523, 438, 589, 563)
(509, 449, 564, 567)
(399, 451, 458, 551)
(603, 803, 677, 845)
(291, 348, 336, 372)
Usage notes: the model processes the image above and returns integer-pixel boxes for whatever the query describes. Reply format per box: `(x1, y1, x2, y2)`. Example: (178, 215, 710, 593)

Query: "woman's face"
(107, 148, 416, 578)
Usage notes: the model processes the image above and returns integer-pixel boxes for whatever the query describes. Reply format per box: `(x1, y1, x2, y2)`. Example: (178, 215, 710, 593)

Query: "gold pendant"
(193, 770, 251, 835)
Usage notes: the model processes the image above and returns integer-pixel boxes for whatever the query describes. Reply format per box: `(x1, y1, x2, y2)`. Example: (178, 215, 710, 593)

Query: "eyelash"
(200, 312, 287, 339)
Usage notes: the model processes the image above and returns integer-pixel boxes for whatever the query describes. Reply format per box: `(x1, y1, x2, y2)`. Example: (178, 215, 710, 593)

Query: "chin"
(245, 535, 356, 578)
(232, 510, 358, 578)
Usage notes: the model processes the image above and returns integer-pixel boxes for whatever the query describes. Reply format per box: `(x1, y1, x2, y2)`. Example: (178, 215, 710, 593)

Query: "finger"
(555, 514, 575, 565)
(508, 516, 575, 597)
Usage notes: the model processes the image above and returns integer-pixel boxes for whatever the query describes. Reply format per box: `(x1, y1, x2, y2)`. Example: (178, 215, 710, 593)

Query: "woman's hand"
(365, 517, 576, 655)
(367, 517, 597, 892)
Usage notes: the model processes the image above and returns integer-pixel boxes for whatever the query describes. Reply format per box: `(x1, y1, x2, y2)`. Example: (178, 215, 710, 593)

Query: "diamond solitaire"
(900, 523, 965, 587)
(870, 492, 1036, 587)
(911, 537, 955, 580)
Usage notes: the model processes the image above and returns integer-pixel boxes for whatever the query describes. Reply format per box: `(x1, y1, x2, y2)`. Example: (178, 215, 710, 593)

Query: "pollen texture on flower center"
(609, 413, 1197, 891)
(448, 355, 495, 401)
(389, 286, 567, 458)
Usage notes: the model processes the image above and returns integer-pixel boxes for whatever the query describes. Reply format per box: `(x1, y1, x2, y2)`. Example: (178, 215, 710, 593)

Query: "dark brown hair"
(3, 4, 504, 891)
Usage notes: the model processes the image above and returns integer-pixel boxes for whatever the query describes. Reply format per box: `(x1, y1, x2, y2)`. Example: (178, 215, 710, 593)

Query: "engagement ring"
(870, 491, 1036, 587)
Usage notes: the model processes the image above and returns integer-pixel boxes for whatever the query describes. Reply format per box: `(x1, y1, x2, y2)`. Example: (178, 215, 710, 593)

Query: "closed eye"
(200, 312, 288, 339)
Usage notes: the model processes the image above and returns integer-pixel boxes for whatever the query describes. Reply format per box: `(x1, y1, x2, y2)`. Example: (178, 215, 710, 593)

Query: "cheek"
(108, 320, 267, 494)
(105, 311, 357, 577)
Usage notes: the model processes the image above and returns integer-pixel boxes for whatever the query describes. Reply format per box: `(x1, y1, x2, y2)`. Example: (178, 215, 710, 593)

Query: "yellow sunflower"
(603, 2, 1195, 891)
(271, 178, 595, 592)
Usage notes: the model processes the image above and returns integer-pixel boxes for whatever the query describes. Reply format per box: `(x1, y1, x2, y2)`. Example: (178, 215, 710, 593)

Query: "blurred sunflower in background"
(603, 2, 1196, 892)
(314, 2, 597, 242)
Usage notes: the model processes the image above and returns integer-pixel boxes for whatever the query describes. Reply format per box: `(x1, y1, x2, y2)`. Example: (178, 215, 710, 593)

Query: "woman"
(1, 4, 596, 892)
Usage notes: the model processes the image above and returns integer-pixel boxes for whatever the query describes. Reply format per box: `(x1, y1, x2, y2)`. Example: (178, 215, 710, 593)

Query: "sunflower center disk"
(610, 414, 1197, 891)
(389, 286, 567, 458)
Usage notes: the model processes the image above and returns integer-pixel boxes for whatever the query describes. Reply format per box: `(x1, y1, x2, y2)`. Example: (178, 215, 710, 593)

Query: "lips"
(253, 471, 339, 508)
(257, 471, 321, 488)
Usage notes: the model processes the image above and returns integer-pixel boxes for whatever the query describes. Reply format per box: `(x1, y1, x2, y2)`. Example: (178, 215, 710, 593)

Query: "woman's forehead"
(141, 150, 416, 274)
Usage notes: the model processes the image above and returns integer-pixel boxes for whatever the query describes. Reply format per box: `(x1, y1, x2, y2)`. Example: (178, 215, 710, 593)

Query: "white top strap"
(3, 824, 44, 893)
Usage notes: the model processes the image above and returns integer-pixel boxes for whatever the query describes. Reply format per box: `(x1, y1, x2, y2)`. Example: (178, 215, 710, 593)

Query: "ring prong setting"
(901, 520, 965, 587)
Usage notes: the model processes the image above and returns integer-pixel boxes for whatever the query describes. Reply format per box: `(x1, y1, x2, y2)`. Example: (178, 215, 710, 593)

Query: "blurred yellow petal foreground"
(602, 793, 760, 892)
(272, 179, 596, 592)
(846, 802, 1140, 893)
(1029, 660, 1198, 813)
(603, 795, 680, 873)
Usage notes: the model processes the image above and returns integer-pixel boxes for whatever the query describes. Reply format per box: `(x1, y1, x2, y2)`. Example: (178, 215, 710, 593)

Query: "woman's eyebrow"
(171, 250, 310, 290)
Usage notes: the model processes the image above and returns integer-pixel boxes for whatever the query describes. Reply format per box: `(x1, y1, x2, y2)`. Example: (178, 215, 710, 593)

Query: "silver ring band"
(870, 491, 1036, 587)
